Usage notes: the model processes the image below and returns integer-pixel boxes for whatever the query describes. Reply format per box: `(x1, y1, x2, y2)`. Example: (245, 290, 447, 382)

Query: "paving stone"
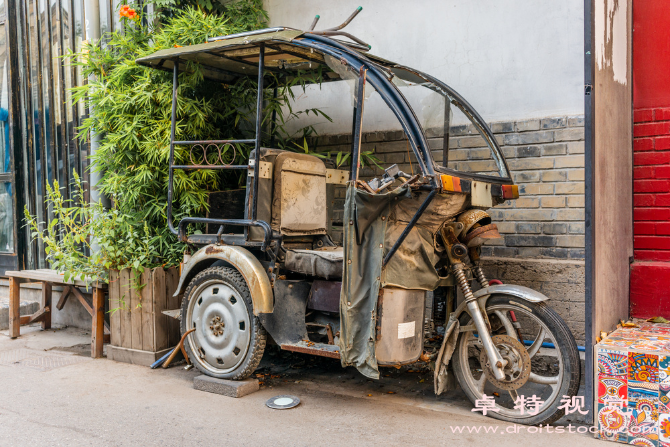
(193, 375, 259, 398)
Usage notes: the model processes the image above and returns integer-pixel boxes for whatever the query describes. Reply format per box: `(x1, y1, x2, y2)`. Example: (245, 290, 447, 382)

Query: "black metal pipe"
(350, 66, 366, 182)
(167, 58, 179, 235)
(172, 165, 248, 170)
(583, 0, 595, 424)
(382, 189, 437, 267)
(34, 0, 49, 265)
(443, 101, 451, 168)
(44, 0, 58, 188)
(20, 0, 39, 267)
(270, 87, 277, 147)
(300, 35, 435, 184)
(55, 0, 70, 199)
(174, 139, 254, 145)
(7, 0, 27, 266)
(251, 44, 264, 221)
(67, 0, 80, 186)
(177, 218, 272, 251)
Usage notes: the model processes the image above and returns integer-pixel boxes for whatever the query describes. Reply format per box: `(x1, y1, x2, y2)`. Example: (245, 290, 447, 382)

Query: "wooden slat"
(152, 267, 169, 352)
(91, 287, 105, 358)
(71, 287, 93, 316)
(130, 271, 143, 350)
(109, 270, 121, 347)
(9, 277, 21, 338)
(119, 269, 132, 349)
(56, 285, 72, 311)
(4, 269, 101, 287)
(41, 282, 52, 330)
(19, 306, 50, 325)
(140, 269, 154, 352)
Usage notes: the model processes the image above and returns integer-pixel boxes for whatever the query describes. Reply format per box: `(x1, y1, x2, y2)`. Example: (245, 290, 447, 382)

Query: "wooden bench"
(5, 269, 108, 358)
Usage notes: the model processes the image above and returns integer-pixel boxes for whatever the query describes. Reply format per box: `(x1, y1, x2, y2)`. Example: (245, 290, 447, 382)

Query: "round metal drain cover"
(266, 395, 300, 410)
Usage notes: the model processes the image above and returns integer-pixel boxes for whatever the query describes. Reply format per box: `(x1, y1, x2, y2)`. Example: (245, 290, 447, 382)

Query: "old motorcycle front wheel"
(452, 295, 580, 426)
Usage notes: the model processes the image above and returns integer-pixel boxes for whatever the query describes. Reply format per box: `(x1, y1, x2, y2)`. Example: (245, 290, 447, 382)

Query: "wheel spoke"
(508, 389, 518, 403)
(527, 328, 546, 358)
(494, 310, 516, 338)
(528, 372, 559, 393)
(475, 373, 487, 393)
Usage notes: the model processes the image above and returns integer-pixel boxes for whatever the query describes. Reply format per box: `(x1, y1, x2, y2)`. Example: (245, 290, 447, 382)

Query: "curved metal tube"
(323, 6, 362, 31)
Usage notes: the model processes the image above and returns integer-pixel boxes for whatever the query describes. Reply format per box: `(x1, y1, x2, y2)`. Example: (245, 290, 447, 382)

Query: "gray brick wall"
(309, 115, 586, 343)
(480, 257, 585, 345)
(314, 114, 585, 260)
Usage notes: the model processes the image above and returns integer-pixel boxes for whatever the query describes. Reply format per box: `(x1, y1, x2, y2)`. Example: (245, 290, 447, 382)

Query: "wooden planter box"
(107, 267, 181, 366)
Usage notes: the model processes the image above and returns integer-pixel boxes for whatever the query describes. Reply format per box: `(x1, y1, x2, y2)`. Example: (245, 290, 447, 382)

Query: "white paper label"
(398, 321, 415, 339)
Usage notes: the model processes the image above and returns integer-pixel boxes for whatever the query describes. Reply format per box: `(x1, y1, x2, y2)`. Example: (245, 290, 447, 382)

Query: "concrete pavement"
(0, 325, 603, 446)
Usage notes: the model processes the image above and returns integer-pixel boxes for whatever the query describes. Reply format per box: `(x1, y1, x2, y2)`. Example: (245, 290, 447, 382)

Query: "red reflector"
(502, 185, 519, 199)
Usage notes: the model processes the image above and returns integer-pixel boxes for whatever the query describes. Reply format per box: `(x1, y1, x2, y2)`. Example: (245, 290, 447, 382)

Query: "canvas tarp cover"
(382, 190, 469, 290)
(339, 187, 469, 379)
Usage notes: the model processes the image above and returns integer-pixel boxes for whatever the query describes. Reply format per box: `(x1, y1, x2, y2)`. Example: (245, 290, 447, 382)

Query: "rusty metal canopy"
(136, 29, 323, 83)
(136, 28, 398, 84)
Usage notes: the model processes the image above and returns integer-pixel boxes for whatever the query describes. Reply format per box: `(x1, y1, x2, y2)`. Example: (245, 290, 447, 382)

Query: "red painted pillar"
(631, 0, 670, 318)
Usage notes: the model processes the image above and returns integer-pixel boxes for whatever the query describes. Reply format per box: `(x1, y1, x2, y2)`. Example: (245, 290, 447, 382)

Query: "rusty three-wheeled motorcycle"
(137, 8, 580, 425)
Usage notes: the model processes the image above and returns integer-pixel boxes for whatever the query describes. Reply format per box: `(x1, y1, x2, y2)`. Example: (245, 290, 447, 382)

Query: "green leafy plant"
(68, 1, 271, 274)
(24, 171, 157, 286)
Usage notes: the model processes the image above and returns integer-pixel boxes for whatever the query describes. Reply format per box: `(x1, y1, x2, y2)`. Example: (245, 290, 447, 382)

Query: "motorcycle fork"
(470, 247, 525, 343)
(440, 225, 507, 381)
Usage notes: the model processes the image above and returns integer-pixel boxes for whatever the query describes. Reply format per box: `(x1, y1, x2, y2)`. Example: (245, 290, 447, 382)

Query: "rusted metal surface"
(258, 280, 310, 344)
(175, 245, 273, 315)
(463, 223, 501, 247)
(478, 335, 531, 391)
(272, 152, 328, 235)
(305, 322, 335, 345)
(306, 280, 341, 313)
(163, 328, 195, 369)
(280, 340, 340, 359)
(325, 169, 349, 184)
(456, 209, 491, 234)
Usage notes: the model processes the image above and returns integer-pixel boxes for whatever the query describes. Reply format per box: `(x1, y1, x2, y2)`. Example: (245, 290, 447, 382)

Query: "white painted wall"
(264, 0, 584, 133)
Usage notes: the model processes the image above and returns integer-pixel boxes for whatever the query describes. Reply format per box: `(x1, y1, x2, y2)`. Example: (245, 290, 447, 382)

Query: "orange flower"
(119, 4, 137, 20)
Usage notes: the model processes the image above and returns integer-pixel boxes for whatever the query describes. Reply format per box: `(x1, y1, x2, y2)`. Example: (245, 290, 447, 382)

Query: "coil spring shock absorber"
(473, 265, 489, 289)
(452, 263, 475, 301)
(468, 247, 489, 289)
(439, 224, 507, 378)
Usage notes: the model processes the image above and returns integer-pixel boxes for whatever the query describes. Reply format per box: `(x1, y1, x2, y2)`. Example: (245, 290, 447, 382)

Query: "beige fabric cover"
(271, 152, 328, 235)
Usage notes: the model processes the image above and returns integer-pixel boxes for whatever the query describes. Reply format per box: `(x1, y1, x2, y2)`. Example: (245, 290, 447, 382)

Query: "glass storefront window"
(0, 181, 12, 253)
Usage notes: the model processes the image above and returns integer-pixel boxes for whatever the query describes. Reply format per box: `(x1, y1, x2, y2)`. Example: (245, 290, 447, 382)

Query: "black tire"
(180, 266, 266, 380)
(452, 294, 580, 426)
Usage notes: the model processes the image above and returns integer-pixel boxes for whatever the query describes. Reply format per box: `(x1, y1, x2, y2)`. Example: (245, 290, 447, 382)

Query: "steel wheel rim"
(186, 279, 251, 374)
(457, 303, 564, 419)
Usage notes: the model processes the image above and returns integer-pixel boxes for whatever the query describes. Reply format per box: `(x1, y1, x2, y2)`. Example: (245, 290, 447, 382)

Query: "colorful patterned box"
(596, 321, 670, 446)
